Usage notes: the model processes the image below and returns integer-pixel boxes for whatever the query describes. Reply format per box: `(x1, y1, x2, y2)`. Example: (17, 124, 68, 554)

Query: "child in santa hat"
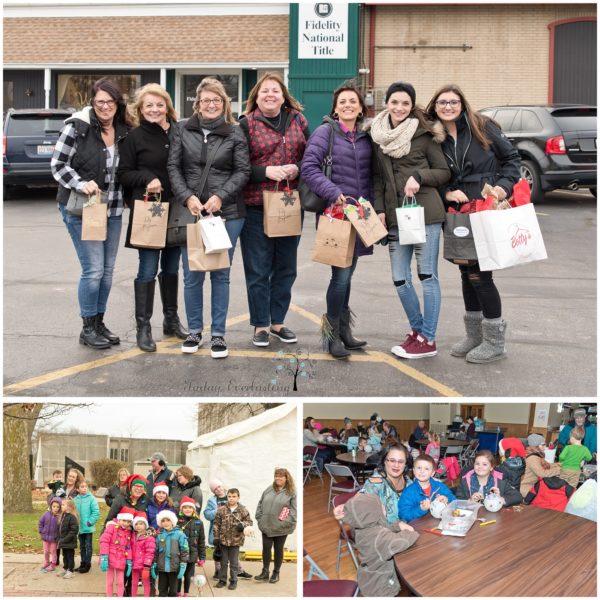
(130, 511, 156, 597)
(176, 496, 206, 597)
(152, 510, 189, 596)
(99, 505, 135, 596)
(147, 482, 177, 531)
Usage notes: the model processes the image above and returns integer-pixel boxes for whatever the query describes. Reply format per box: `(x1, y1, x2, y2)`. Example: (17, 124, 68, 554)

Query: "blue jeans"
(388, 223, 442, 341)
(136, 246, 181, 282)
(180, 217, 245, 336)
(326, 256, 358, 320)
(239, 207, 299, 327)
(59, 203, 122, 318)
(78, 532, 93, 567)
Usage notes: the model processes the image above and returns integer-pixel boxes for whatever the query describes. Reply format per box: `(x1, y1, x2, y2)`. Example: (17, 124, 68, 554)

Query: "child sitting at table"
(342, 492, 419, 597)
(424, 432, 441, 464)
(559, 426, 592, 488)
(398, 454, 456, 522)
(455, 450, 522, 506)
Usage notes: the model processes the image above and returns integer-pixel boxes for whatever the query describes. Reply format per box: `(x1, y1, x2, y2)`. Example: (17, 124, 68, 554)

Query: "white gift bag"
(395, 196, 426, 245)
(470, 203, 548, 271)
(199, 215, 232, 255)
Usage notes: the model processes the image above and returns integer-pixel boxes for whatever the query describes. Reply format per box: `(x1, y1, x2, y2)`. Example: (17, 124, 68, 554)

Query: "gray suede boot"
(466, 318, 507, 363)
(450, 311, 483, 357)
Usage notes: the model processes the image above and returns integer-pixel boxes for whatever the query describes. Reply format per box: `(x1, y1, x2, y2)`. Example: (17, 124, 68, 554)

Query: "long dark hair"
(90, 77, 129, 130)
(376, 440, 411, 475)
(329, 80, 367, 123)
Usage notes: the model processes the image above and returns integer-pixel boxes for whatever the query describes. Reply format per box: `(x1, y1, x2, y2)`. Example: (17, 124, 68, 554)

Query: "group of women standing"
(52, 73, 521, 363)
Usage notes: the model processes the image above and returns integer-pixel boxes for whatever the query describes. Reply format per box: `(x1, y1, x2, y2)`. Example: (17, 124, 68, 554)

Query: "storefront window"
(182, 74, 239, 118)
(57, 74, 141, 110)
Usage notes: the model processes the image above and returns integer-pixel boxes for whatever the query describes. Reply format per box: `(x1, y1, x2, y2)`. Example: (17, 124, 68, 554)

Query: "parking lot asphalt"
(3, 187, 597, 397)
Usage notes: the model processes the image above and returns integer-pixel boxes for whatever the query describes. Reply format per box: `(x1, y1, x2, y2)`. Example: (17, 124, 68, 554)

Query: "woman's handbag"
(187, 219, 230, 272)
(81, 191, 107, 241)
(199, 214, 232, 254)
(298, 124, 334, 213)
(130, 192, 170, 249)
(263, 181, 302, 237)
(396, 195, 426, 245)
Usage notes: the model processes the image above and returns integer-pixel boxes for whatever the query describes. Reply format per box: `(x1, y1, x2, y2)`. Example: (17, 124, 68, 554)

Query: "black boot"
(135, 280, 156, 352)
(158, 274, 188, 339)
(269, 570, 280, 584)
(254, 568, 269, 581)
(79, 317, 111, 349)
(95, 313, 120, 345)
(339, 307, 367, 349)
(321, 314, 351, 360)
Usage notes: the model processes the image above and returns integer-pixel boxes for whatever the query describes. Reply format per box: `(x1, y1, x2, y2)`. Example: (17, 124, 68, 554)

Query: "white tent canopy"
(186, 404, 297, 551)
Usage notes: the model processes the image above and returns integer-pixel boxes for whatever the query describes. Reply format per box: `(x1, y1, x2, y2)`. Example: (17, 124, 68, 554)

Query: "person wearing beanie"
(498, 437, 526, 459)
(176, 497, 207, 597)
(520, 433, 562, 498)
(152, 509, 189, 596)
(204, 479, 227, 579)
(99, 506, 134, 596)
(425, 84, 521, 363)
(104, 474, 149, 526)
(370, 80, 450, 360)
(131, 511, 156, 597)
(38, 497, 61, 572)
(558, 408, 597, 457)
(147, 483, 177, 530)
(147, 453, 173, 497)
(300, 80, 373, 359)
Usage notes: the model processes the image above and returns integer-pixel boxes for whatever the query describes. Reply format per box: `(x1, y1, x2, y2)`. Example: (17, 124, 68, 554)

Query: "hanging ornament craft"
(483, 493, 503, 513)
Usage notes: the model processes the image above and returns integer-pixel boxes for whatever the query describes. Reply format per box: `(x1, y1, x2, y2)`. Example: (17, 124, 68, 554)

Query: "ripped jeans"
(387, 224, 442, 341)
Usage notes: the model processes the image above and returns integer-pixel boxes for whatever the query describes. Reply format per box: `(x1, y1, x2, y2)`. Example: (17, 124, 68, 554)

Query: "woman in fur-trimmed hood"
(370, 81, 450, 361)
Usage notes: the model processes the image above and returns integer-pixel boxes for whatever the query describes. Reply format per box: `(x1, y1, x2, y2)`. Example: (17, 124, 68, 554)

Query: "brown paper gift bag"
(312, 215, 356, 268)
(344, 197, 388, 247)
(187, 221, 230, 272)
(81, 192, 107, 241)
(130, 194, 170, 249)
(263, 185, 302, 237)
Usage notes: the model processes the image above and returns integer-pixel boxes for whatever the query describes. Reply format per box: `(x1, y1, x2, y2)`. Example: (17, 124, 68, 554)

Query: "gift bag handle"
(401, 195, 419, 208)
(143, 189, 162, 203)
(342, 196, 365, 219)
(273, 179, 292, 192)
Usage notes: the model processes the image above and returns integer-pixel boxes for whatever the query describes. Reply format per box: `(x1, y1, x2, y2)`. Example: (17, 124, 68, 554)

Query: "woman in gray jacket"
(254, 468, 296, 584)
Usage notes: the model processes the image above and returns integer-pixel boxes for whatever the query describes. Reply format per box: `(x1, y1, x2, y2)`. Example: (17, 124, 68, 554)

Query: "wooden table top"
(320, 439, 347, 449)
(415, 438, 468, 447)
(336, 451, 374, 466)
(393, 504, 596, 596)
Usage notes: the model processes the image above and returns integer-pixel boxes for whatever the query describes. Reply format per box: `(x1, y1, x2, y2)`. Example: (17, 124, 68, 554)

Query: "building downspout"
(369, 5, 376, 89)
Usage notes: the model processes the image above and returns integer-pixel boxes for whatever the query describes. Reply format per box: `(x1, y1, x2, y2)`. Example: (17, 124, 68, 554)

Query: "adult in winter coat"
(104, 467, 130, 507)
(146, 452, 173, 497)
(371, 81, 450, 360)
(168, 77, 250, 358)
(118, 83, 187, 352)
(74, 479, 100, 573)
(426, 84, 521, 363)
(558, 407, 597, 458)
(254, 468, 297, 584)
(300, 82, 373, 359)
(170, 466, 203, 512)
(239, 72, 309, 348)
(520, 433, 562, 498)
(342, 492, 419, 597)
(51, 77, 130, 350)
(105, 474, 149, 525)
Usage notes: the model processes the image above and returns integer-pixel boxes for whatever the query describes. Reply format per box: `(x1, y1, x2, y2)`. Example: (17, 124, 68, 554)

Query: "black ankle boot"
(158, 274, 188, 339)
(95, 313, 120, 345)
(321, 314, 350, 360)
(254, 569, 269, 581)
(80, 317, 111, 349)
(339, 307, 367, 349)
(134, 280, 156, 352)
(269, 571, 280, 584)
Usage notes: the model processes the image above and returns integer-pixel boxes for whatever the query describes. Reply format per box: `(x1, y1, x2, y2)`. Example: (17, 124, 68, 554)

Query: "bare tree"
(196, 403, 282, 436)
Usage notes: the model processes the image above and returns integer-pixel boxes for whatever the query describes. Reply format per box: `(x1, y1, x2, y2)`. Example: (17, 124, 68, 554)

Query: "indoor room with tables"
(303, 401, 597, 597)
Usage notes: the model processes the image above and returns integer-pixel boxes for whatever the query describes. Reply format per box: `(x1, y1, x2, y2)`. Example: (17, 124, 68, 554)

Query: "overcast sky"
(35, 401, 200, 440)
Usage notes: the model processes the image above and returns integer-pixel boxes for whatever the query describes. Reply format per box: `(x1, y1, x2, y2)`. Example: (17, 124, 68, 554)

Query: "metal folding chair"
(304, 445, 323, 485)
(324, 463, 360, 511)
(460, 439, 480, 468)
(304, 548, 328, 581)
(331, 491, 360, 574)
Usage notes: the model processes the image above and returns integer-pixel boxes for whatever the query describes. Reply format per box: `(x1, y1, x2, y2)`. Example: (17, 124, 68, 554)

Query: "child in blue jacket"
(74, 479, 100, 573)
(398, 454, 456, 522)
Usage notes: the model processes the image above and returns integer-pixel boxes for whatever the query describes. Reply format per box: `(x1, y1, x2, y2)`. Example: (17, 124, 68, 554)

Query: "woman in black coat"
(167, 77, 251, 359)
(104, 467, 130, 507)
(118, 84, 187, 352)
(426, 84, 521, 363)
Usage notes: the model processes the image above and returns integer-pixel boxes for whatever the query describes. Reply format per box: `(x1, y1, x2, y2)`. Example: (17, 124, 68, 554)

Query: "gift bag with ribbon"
(199, 214, 232, 254)
(81, 191, 107, 241)
(470, 202, 548, 271)
(343, 196, 388, 247)
(395, 196, 426, 245)
(312, 208, 356, 268)
(187, 220, 230, 272)
(130, 192, 170, 249)
(263, 182, 302, 237)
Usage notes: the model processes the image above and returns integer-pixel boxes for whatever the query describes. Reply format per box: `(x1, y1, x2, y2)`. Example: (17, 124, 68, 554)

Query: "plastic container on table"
(439, 500, 482, 536)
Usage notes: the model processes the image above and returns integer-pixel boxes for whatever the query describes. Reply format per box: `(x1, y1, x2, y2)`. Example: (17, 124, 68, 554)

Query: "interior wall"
(303, 403, 430, 419)
(483, 403, 532, 423)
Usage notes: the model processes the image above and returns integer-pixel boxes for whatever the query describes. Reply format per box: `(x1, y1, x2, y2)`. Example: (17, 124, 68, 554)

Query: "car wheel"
(520, 159, 543, 203)
(589, 186, 597, 198)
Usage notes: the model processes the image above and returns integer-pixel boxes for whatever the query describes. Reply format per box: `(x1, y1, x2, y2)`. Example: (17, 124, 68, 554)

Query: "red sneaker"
(391, 330, 419, 358)
(402, 334, 437, 359)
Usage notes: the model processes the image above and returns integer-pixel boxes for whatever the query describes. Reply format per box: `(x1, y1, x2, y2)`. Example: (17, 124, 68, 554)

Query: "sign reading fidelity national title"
(298, 3, 348, 59)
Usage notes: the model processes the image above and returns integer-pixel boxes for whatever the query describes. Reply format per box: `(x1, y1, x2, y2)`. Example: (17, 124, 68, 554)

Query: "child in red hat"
(99, 505, 135, 596)
(131, 511, 156, 597)
(176, 496, 206, 597)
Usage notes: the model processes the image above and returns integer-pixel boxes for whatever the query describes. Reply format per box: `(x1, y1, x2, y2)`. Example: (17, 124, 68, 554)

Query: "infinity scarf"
(370, 110, 419, 158)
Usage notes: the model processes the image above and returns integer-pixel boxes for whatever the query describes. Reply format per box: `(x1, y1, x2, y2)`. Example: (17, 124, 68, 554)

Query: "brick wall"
(3, 15, 289, 64)
(371, 4, 596, 110)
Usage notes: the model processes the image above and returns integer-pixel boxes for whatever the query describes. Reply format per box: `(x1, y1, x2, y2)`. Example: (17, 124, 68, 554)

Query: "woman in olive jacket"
(254, 468, 296, 584)
(371, 82, 450, 360)
(167, 78, 251, 359)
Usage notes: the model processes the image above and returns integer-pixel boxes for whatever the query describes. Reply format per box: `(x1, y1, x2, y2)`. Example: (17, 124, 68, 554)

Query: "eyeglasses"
(200, 98, 223, 106)
(385, 459, 406, 465)
(436, 99, 461, 108)
(94, 99, 116, 108)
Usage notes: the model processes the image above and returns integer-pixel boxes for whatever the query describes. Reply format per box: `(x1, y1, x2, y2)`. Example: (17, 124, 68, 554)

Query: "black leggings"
(459, 263, 501, 318)
(62, 548, 75, 572)
(177, 563, 195, 594)
(158, 571, 179, 597)
(262, 533, 287, 572)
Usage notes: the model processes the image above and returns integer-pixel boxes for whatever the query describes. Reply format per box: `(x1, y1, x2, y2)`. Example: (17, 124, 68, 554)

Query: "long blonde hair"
(61, 498, 79, 525)
(127, 83, 177, 127)
(193, 77, 235, 125)
(244, 72, 303, 114)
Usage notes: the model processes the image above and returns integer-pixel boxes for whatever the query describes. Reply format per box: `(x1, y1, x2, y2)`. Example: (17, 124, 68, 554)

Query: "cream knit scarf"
(370, 110, 419, 158)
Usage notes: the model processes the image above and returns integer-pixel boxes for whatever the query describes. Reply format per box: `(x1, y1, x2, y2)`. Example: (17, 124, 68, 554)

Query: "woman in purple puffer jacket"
(300, 82, 373, 359)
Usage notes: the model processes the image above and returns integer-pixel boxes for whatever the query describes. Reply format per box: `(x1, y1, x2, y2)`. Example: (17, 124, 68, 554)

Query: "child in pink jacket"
(99, 506, 135, 597)
(131, 511, 156, 597)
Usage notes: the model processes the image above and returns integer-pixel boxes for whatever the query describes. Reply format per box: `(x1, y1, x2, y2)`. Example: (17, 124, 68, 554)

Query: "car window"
(494, 109, 519, 132)
(521, 110, 543, 133)
(551, 108, 597, 131)
(6, 115, 68, 136)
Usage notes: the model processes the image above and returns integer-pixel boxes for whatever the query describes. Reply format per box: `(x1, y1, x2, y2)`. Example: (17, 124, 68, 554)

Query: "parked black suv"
(3, 108, 72, 199)
(479, 104, 597, 202)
